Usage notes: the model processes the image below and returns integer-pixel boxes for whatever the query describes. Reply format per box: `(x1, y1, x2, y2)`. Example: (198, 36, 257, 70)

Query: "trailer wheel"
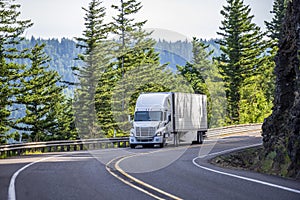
(130, 144, 136, 149)
(197, 131, 204, 144)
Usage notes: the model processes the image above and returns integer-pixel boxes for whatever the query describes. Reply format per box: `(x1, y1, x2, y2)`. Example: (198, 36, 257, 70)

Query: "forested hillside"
(17, 37, 220, 84)
(17, 37, 83, 90)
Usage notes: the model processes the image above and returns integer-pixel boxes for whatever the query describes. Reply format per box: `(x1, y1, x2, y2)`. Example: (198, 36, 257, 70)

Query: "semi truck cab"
(129, 93, 172, 148)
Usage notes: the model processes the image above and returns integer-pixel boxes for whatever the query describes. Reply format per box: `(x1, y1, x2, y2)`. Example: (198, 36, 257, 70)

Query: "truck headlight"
(156, 132, 163, 136)
(130, 130, 135, 137)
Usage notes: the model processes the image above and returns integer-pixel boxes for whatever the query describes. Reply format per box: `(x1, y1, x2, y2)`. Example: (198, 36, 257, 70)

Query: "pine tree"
(261, 0, 288, 108)
(205, 60, 227, 127)
(265, 0, 287, 42)
(216, 0, 266, 124)
(177, 38, 212, 95)
(101, 0, 162, 136)
(14, 44, 73, 142)
(95, 65, 117, 136)
(73, 0, 111, 138)
(46, 99, 77, 141)
(105, 0, 191, 136)
(0, 0, 32, 143)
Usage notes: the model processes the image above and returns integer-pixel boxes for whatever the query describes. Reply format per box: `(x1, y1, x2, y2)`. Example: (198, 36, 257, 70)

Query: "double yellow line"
(105, 148, 186, 200)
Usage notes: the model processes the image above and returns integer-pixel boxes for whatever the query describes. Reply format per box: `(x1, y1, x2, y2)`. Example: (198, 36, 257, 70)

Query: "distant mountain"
(17, 36, 220, 85)
(145, 28, 192, 42)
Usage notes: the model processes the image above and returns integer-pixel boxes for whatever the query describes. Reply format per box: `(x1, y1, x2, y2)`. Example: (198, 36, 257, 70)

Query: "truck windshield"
(134, 111, 162, 121)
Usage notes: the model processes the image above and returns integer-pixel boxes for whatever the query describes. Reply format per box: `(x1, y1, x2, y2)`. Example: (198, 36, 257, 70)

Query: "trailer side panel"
(172, 93, 207, 132)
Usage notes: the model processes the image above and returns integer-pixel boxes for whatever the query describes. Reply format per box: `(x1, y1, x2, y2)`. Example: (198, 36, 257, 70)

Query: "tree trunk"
(261, 0, 300, 178)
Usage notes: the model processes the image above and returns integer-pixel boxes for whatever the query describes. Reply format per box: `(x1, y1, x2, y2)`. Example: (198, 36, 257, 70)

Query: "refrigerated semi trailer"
(129, 92, 207, 148)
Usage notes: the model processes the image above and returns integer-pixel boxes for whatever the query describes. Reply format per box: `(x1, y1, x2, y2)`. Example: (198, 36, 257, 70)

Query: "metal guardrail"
(0, 124, 262, 158)
(207, 123, 262, 137)
(0, 137, 129, 157)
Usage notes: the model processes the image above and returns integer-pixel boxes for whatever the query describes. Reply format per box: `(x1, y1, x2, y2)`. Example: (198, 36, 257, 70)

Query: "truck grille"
(135, 127, 156, 137)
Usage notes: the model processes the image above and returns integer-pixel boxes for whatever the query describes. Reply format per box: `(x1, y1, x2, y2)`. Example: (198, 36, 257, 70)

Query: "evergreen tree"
(177, 38, 212, 95)
(105, 0, 192, 136)
(261, 0, 289, 108)
(73, 0, 111, 138)
(205, 60, 227, 127)
(14, 44, 74, 142)
(265, 0, 287, 42)
(46, 98, 77, 141)
(100, 0, 163, 136)
(215, 0, 266, 124)
(0, 0, 32, 143)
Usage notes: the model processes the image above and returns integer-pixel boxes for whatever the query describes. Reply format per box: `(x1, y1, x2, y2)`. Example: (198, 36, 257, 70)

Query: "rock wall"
(262, 0, 300, 178)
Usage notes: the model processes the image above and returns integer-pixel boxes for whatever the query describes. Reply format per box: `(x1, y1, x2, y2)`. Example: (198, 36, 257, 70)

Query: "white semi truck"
(129, 92, 207, 148)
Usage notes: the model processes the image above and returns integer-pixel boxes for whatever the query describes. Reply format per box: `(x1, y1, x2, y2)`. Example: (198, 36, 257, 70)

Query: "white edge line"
(192, 144, 300, 194)
(8, 154, 63, 200)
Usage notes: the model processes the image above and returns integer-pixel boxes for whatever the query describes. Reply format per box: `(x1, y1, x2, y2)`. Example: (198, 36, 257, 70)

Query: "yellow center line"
(115, 153, 183, 200)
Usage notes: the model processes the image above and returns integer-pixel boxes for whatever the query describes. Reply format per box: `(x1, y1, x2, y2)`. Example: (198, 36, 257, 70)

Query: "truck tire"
(197, 131, 204, 144)
(130, 144, 136, 149)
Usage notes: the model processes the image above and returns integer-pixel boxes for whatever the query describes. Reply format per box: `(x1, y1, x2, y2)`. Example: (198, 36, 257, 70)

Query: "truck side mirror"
(128, 115, 133, 125)
(168, 114, 171, 123)
(128, 115, 131, 122)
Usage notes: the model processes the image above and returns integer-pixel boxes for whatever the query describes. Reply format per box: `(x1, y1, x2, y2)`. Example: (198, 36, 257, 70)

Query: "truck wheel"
(130, 144, 136, 149)
(197, 131, 203, 144)
(197, 131, 204, 144)
(159, 143, 164, 148)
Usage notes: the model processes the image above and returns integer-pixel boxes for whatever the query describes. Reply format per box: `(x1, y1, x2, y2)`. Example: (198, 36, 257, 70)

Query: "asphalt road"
(1, 134, 299, 200)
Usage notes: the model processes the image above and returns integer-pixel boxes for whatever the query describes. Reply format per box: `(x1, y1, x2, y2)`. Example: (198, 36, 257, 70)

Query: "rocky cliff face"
(262, 0, 300, 178)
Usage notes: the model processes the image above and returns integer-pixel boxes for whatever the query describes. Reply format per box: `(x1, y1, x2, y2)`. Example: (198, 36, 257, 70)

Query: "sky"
(16, 0, 274, 41)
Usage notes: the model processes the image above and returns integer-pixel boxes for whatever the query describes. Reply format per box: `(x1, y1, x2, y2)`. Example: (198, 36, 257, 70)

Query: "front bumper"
(129, 136, 163, 144)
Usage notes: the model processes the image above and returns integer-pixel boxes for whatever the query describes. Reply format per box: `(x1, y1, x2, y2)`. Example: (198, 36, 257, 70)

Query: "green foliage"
(106, 0, 168, 136)
(216, 0, 267, 125)
(261, 0, 286, 109)
(239, 76, 273, 124)
(94, 0, 194, 137)
(0, 0, 77, 143)
(14, 44, 77, 142)
(47, 99, 77, 141)
(264, 0, 287, 42)
(73, 0, 111, 138)
(0, 0, 32, 143)
(203, 61, 227, 128)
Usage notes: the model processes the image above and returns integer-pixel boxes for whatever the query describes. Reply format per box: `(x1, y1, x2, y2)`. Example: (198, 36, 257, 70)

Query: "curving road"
(1, 134, 299, 200)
